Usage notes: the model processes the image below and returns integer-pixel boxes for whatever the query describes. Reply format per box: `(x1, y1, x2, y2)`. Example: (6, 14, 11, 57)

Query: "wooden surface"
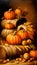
(0, 60, 37, 65)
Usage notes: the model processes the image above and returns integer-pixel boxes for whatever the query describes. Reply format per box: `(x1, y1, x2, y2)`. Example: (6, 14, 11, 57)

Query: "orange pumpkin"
(17, 30, 28, 40)
(5, 23, 15, 29)
(15, 8, 22, 16)
(6, 32, 21, 45)
(29, 50, 37, 58)
(4, 9, 15, 19)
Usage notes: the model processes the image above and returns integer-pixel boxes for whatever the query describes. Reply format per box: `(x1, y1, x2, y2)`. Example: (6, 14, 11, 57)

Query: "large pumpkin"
(4, 9, 15, 20)
(6, 32, 21, 45)
(17, 30, 28, 40)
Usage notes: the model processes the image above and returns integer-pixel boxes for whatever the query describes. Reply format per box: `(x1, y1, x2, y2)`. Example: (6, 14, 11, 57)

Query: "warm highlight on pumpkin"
(5, 23, 15, 29)
(6, 33, 21, 45)
(15, 8, 22, 16)
(4, 10, 15, 19)
(17, 30, 28, 40)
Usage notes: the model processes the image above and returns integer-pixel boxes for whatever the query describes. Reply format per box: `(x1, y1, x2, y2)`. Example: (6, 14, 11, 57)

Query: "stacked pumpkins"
(1, 8, 37, 59)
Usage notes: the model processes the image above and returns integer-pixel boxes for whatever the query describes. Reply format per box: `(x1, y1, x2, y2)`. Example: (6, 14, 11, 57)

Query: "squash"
(1, 29, 14, 38)
(17, 30, 28, 40)
(29, 50, 37, 58)
(1, 19, 18, 28)
(4, 9, 15, 19)
(0, 45, 30, 59)
(6, 31, 21, 45)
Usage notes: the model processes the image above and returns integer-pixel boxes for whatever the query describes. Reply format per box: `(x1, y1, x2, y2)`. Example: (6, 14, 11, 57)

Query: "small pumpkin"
(29, 50, 37, 58)
(22, 40, 27, 45)
(15, 8, 22, 16)
(17, 30, 28, 40)
(23, 53, 29, 60)
(6, 31, 21, 45)
(27, 39, 32, 44)
(4, 9, 15, 19)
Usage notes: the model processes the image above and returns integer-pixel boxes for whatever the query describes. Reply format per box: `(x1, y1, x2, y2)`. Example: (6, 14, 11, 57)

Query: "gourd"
(1, 19, 18, 29)
(23, 53, 29, 60)
(1, 29, 14, 38)
(0, 45, 30, 59)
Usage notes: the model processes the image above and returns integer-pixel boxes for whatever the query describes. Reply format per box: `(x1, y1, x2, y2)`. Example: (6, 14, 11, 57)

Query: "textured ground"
(0, 60, 37, 65)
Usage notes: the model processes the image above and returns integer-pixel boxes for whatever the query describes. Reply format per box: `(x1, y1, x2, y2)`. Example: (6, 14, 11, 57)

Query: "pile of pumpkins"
(0, 8, 37, 59)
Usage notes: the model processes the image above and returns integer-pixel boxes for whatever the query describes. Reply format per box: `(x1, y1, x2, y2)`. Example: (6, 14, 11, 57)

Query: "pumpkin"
(17, 30, 28, 40)
(29, 50, 37, 58)
(6, 32, 21, 45)
(27, 39, 32, 44)
(15, 8, 22, 16)
(23, 53, 29, 60)
(4, 9, 15, 19)
(22, 40, 27, 45)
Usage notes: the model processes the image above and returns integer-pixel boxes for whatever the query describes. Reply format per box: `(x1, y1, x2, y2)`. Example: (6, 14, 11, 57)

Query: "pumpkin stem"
(8, 8, 12, 12)
(13, 31, 17, 35)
